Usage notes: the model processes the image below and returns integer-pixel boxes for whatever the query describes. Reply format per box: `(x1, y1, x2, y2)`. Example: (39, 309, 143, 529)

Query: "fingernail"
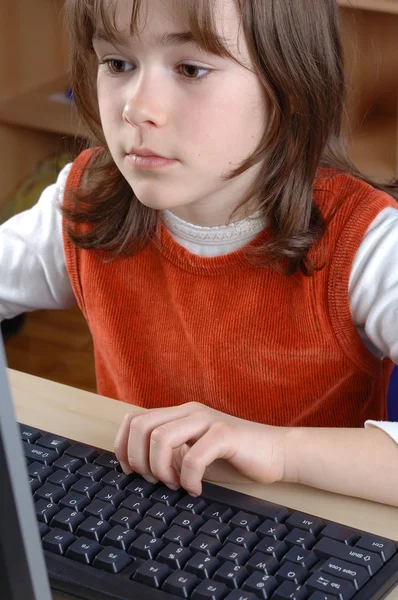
(167, 484, 180, 491)
(121, 462, 133, 474)
(144, 475, 158, 484)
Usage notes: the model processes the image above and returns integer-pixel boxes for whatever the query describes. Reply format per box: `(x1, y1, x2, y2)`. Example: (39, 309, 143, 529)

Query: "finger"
(149, 413, 211, 489)
(179, 422, 235, 496)
(127, 402, 204, 482)
(114, 412, 136, 473)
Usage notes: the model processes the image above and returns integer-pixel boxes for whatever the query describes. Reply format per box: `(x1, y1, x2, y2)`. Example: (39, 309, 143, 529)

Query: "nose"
(122, 72, 168, 129)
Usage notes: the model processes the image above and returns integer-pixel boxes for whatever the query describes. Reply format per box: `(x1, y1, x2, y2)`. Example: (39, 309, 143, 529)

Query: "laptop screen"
(0, 335, 52, 600)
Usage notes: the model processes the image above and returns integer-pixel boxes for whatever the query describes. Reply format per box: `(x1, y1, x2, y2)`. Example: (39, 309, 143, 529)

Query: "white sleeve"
(0, 163, 75, 321)
(349, 205, 398, 441)
(349, 206, 398, 363)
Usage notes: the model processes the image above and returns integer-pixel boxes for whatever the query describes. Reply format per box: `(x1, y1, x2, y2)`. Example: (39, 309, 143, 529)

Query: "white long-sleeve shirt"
(1, 164, 397, 442)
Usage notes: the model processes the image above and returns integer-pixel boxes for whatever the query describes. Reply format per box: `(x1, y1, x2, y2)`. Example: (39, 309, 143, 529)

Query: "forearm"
(284, 426, 398, 507)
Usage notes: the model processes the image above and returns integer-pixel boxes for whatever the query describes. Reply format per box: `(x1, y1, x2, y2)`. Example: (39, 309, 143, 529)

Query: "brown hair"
(63, 0, 398, 274)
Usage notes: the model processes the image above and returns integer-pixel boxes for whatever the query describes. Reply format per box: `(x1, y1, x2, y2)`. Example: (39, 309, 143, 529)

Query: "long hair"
(63, 0, 398, 274)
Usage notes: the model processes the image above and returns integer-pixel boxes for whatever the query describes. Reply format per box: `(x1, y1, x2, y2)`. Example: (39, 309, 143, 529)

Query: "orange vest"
(63, 149, 396, 427)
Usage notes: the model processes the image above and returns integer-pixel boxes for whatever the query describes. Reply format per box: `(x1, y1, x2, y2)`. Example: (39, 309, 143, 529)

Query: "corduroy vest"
(63, 149, 396, 427)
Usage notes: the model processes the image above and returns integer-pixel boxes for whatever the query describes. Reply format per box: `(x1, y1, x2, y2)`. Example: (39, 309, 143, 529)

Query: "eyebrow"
(92, 29, 198, 49)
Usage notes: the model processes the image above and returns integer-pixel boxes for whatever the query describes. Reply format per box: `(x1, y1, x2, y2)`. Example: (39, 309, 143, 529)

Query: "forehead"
(94, 0, 243, 52)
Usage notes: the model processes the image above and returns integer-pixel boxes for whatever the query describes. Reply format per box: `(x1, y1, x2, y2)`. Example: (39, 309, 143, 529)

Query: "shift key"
(312, 537, 383, 575)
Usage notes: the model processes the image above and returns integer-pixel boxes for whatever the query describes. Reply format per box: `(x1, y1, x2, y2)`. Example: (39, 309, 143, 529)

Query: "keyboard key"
(283, 547, 318, 570)
(151, 485, 184, 506)
(27, 462, 53, 483)
(199, 519, 231, 542)
(125, 477, 158, 498)
(95, 485, 126, 506)
(284, 528, 316, 550)
(46, 470, 77, 491)
(224, 592, 257, 600)
(275, 561, 309, 585)
(20, 424, 42, 443)
(213, 561, 249, 589)
(29, 477, 42, 493)
(242, 572, 279, 599)
(320, 524, 358, 545)
(162, 569, 200, 597)
(129, 534, 165, 560)
(135, 516, 168, 538)
(65, 443, 98, 463)
(133, 559, 172, 588)
(246, 552, 279, 575)
(120, 495, 152, 516)
(157, 543, 192, 569)
(217, 543, 250, 565)
(76, 516, 111, 541)
(92, 546, 132, 573)
(94, 452, 120, 470)
(76, 463, 107, 481)
(83, 499, 115, 521)
(273, 582, 310, 600)
(65, 537, 102, 565)
(185, 553, 220, 579)
(38, 522, 50, 537)
(35, 500, 60, 524)
(256, 520, 288, 541)
(147, 502, 178, 524)
(23, 441, 58, 465)
(59, 491, 90, 512)
(53, 455, 84, 473)
(305, 573, 356, 600)
(102, 525, 138, 550)
(190, 534, 222, 556)
(172, 511, 204, 534)
(254, 538, 288, 560)
(191, 579, 229, 600)
(229, 511, 261, 531)
(34, 483, 66, 504)
(202, 503, 234, 523)
(285, 513, 325, 536)
(176, 495, 208, 514)
(109, 508, 141, 529)
(308, 593, 335, 600)
(355, 535, 396, 563)
(226, 528, 258, 551)
(36, 433, 70, 455)
(312, 537, 383, 576)
(163, 525, 195, 547)
(100, 470, 134, 489)
(70, 478, 102, 499)
(51, 508, 85, 533)
(42, 528, 76, 555)
(320, 557, 369, 590)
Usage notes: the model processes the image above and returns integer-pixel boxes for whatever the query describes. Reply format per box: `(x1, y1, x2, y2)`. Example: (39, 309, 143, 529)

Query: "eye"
(178, 64, 211, 81)
(101, 59, 134, 74)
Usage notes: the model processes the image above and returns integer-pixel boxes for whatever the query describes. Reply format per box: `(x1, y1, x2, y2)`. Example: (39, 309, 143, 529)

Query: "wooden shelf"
(0, 75, 84, 138)
(338, 0, 398, 14)
(346, 116, 398, 180)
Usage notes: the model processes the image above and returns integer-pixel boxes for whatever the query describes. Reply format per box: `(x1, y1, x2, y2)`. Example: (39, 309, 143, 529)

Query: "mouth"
(126, 148, 177, 170)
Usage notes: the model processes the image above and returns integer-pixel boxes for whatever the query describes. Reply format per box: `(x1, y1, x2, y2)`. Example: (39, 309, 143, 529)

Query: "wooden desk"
(8, 368, 398, 600)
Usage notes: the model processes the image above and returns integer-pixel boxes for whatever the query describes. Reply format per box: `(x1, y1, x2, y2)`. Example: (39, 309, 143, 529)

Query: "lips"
(128, 147, 169, 159)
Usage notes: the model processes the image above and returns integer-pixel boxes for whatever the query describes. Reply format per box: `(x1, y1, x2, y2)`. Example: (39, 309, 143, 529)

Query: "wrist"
(281, 426, 302, 484)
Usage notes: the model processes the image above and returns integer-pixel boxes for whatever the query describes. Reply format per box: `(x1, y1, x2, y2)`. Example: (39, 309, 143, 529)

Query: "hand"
(114, 402, 291, 497)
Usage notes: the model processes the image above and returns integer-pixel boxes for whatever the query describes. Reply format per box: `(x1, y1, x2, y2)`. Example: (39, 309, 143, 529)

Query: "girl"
(1, 0, 398, 505)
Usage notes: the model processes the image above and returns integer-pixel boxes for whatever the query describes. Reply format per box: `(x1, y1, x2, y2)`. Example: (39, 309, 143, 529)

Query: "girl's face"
(93, 0, 267, 226)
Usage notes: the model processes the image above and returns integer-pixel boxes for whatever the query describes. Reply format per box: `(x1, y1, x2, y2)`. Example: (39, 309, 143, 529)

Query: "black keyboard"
(20, 423, 398, 600)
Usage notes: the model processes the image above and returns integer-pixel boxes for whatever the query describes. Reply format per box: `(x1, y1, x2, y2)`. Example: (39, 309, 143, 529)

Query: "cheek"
(97, 81, 123, 130)
(179, 87, 265, 165)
